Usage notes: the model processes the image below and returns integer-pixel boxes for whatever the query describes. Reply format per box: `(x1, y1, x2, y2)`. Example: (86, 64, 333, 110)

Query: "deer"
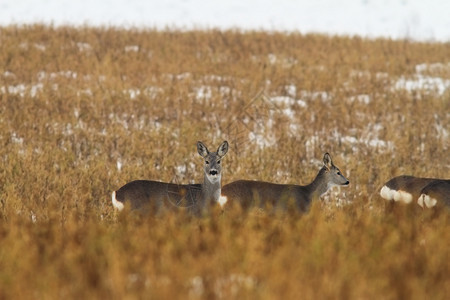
(112, 141, 229, 215)
(418, 180, 450, 208)
(380, 176, 449, 208)
(220, 153, 349, 212)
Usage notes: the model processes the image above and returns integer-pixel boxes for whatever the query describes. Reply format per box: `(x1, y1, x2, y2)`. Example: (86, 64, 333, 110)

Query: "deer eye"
(206, 161, 210, 164)
(337, 171, 341, 176)
(217, 160, 221, 164)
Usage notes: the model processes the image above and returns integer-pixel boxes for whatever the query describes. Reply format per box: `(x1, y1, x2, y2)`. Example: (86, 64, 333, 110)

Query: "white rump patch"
(111, 191, 124, 211)
(419, 194, 437, 208)
(218, 195, 228, 208)
(380, 185, 395, 200)
(380, 186, 413, 204)
(393, 190, 413, 204)
(417, 195, 425, 208)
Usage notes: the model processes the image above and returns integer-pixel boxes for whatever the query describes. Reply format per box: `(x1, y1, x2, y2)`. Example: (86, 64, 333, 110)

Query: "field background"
(0, 26, 449, 299)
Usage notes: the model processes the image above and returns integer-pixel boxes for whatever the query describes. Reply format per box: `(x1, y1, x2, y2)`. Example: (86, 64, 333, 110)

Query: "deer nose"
(210, 170, 218, 176)
(344, 180, 349, 185)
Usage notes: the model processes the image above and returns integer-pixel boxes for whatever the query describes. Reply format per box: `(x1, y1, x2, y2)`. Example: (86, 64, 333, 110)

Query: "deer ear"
(197, 141, 209, 158)
(217, 141, 229, 157)
(323, 153, 333, 170)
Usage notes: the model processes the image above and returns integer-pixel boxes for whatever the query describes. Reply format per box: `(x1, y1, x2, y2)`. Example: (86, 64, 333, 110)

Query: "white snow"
(0, 0, 449, 41)
(394, 75, 450, 95)
(1, 2, 448, 158)
(0, 83, 44, 98)
(415, 63, 450, 74)
(270, 96, 307, 108)
(348, 94, 371, 104)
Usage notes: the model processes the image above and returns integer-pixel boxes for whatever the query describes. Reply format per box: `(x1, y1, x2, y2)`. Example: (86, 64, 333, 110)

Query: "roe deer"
(418, 180, 450, 208)
(220, 153, 349, 212)
(380, 176, 449, 208)
(112, 141, 229, 215)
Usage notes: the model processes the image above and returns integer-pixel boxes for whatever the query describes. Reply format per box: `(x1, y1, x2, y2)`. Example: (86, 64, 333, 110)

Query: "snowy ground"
(1, 0, 449, 41)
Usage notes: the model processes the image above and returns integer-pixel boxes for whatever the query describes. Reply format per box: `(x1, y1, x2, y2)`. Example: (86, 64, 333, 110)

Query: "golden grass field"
(0, 25, 449, 299)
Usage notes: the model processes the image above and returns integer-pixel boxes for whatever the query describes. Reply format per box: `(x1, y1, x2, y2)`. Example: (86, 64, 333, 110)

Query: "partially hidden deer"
(112, 141, 229, 215)
(220, 153, 349, 212)
(380, 175, 450, 208)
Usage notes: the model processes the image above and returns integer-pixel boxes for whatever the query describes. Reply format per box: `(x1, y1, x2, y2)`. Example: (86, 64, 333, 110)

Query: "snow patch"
(394, 75, 450, 95)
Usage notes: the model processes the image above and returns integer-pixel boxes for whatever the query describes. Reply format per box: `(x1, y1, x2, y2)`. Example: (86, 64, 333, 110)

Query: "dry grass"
(0, 25, 449, 299)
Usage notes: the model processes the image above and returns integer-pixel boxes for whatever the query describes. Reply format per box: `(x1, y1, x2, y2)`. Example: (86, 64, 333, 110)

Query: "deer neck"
(305, 167, 329, 200)
(202, 173, 222, 205)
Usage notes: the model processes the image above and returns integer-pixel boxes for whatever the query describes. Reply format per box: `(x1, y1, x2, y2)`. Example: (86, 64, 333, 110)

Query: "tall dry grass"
(0, 25, 449, 299)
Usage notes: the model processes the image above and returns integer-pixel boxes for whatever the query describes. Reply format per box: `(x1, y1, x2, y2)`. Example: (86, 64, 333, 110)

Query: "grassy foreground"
(0, 25, 449, 299)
